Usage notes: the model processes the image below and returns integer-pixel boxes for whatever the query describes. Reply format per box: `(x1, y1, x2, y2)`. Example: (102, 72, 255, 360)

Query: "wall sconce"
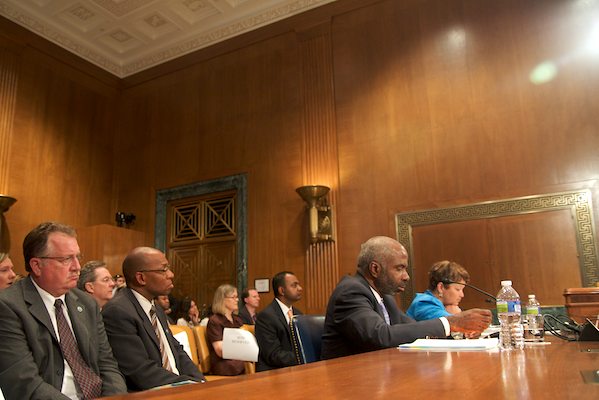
(296, 185, 334, 244)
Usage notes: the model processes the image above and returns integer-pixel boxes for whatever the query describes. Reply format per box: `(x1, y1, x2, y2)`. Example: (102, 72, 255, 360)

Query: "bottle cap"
(501, 280, 512, 286)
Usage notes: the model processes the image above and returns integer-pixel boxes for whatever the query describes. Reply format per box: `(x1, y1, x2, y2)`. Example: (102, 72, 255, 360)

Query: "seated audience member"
(238, 288, 260, 325)
(206, 284, 245, 376)
(0, 254, 16, 289)
(102, 247, 204, 391)
(255, 271, 303, 372)
(112, 273, 126, 295)
(320, 236, 492, 360)
(407, 260, 470, 320)
(77, 260, 116, 309)
(0, 254, 17, 400)
(199, 304, 213, 326)
(0, 222, 126, 399)
(175, 298, 201, 327)
(156, 294, 175, 325)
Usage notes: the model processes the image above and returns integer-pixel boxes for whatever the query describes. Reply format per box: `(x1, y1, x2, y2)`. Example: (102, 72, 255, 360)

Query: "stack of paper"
(398, 338, 499, 351)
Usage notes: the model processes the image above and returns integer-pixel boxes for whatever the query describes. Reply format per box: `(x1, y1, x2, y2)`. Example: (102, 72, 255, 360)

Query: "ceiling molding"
(0, 0, 337, 78)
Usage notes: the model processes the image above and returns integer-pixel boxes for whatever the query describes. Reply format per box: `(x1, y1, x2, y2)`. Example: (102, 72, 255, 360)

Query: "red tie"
(54, 299, 102, 400)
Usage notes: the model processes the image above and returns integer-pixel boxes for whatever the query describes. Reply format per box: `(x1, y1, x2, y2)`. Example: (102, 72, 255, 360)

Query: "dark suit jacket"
(238, 305, 255, 325)
(255, 299, 302, 372)
(0, 277, 126, 399)
(321, 274, 447, 360)
(102, 288, 204, 391)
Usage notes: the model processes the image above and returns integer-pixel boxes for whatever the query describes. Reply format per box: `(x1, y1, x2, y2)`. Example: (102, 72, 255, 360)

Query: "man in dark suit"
(255, 271, 303, 371)
(238, 287, 260, 325)
(0, 222, 126, 399)
(321, 236, 493, 360)
(102, 247, 204, 391)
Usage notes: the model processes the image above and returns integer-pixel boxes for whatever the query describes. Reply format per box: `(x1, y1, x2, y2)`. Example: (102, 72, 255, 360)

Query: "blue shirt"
(406, 290, 451, 321)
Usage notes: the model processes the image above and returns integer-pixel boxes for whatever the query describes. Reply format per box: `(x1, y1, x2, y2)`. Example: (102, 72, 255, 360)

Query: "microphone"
(441, 280, 497, 303)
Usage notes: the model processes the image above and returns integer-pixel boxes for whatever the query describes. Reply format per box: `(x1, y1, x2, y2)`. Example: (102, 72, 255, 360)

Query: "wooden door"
(166, 191, 237, 313)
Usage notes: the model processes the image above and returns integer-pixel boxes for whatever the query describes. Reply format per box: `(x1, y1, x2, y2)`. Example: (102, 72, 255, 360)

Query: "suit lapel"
(272, 301, 291, 336)
(125, 288, 161, 349)
(355, 274, 388, 321)
(23, 277, 58, 342)
(155, 304, 177, 358)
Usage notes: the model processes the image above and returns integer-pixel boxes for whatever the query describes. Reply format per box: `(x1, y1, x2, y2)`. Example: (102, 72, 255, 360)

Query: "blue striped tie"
(378, 299, 391, 325)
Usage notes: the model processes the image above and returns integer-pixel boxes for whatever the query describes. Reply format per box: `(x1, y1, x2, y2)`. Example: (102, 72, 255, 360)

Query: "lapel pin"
(77, 306, 83, 312)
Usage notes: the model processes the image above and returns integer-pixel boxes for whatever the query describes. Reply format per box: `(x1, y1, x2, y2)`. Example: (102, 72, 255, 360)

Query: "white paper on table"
(173, 330, 194, 360)
(222, 328, 259, 362)
(398, 337, 499, 351)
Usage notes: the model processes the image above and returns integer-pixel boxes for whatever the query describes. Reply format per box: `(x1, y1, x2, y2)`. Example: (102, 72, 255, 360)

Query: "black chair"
(290, 315, 325, 364)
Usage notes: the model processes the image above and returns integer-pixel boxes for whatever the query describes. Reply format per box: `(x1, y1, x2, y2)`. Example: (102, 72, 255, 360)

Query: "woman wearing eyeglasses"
(206, 284, 245, 375)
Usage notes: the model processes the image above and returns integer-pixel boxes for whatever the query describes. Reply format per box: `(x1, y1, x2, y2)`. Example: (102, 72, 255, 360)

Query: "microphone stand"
(442, 280, 497, 303)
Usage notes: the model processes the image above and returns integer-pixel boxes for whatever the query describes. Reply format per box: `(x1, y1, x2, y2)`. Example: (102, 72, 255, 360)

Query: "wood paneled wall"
(1, 0, 598, 314)
(0, 17, 121, 273)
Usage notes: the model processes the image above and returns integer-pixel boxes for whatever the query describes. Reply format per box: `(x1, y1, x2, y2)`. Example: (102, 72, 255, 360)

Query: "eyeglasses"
(38, 254, 83, 266)
(139, 265, 171, 274)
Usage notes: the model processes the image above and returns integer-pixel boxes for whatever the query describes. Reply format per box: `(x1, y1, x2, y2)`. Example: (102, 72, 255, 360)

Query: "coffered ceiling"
(0, 0, 336, 78)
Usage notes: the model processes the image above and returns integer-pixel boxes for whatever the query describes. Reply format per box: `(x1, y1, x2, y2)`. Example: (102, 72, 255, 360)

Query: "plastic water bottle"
(523, 294, 544, 342)
(496, 280, 524, 350)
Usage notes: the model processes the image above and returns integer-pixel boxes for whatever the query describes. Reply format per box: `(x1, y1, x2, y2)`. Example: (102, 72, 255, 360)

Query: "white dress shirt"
(130, 290, 180, 374)
(31, 279, 79, 400)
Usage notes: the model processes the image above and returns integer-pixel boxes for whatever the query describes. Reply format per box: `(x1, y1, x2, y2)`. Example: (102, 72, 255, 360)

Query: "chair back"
(192, 325, 212, 373)
(240, 324, 255, 335)
(240, 324, 256, 374)
(290, 315, 325, 364)
(169, 324, 198, 366)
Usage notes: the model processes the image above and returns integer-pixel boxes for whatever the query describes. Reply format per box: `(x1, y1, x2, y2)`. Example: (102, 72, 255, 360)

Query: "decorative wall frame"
(255, 278, 270, 293)
(395, 190, 598, 306)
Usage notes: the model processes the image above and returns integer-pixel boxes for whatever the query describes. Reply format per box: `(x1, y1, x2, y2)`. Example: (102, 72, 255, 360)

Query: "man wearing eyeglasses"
(102, 247, 204, 391)
(0, 222, 127, 400)
(77, 260, 116, 309)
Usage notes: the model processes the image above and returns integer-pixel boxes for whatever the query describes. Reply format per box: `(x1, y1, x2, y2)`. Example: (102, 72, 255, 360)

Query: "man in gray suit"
(102, 247, 204, 391)
(0, 222, 126, 399)
(321, 236, 492, 360)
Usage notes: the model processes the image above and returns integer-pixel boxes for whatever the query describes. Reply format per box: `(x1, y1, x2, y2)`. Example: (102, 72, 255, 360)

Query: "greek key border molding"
(395, 190, 598, 305)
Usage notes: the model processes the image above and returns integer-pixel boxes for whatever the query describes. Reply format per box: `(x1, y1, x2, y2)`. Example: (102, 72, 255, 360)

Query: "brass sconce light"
(0, 195, 17, 254)
(296, 185, 334, 244)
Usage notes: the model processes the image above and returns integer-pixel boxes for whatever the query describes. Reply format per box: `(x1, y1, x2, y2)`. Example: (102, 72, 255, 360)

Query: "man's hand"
(446, 308, 492, 334)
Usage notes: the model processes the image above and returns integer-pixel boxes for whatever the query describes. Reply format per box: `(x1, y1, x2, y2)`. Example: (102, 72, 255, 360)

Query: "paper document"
(172, 330, 194, 360)
(222, 328, 259, 362)
(398, 338, 499, 351)
(481, 325, 501, 338)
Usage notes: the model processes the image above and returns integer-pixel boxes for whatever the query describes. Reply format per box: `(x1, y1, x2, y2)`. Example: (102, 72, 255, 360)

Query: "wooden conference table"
(102, 338, 598, 400)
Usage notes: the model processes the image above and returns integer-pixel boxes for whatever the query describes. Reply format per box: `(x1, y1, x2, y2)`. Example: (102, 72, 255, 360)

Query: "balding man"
(321, 236, 492, 360)
(102, 247, 204, 391)
(77, 260, 115, 309)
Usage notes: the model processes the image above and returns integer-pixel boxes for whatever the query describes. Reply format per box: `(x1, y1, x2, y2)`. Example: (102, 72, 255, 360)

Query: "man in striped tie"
(102, 247, 204, 391)
(0, 222, 127, 399)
